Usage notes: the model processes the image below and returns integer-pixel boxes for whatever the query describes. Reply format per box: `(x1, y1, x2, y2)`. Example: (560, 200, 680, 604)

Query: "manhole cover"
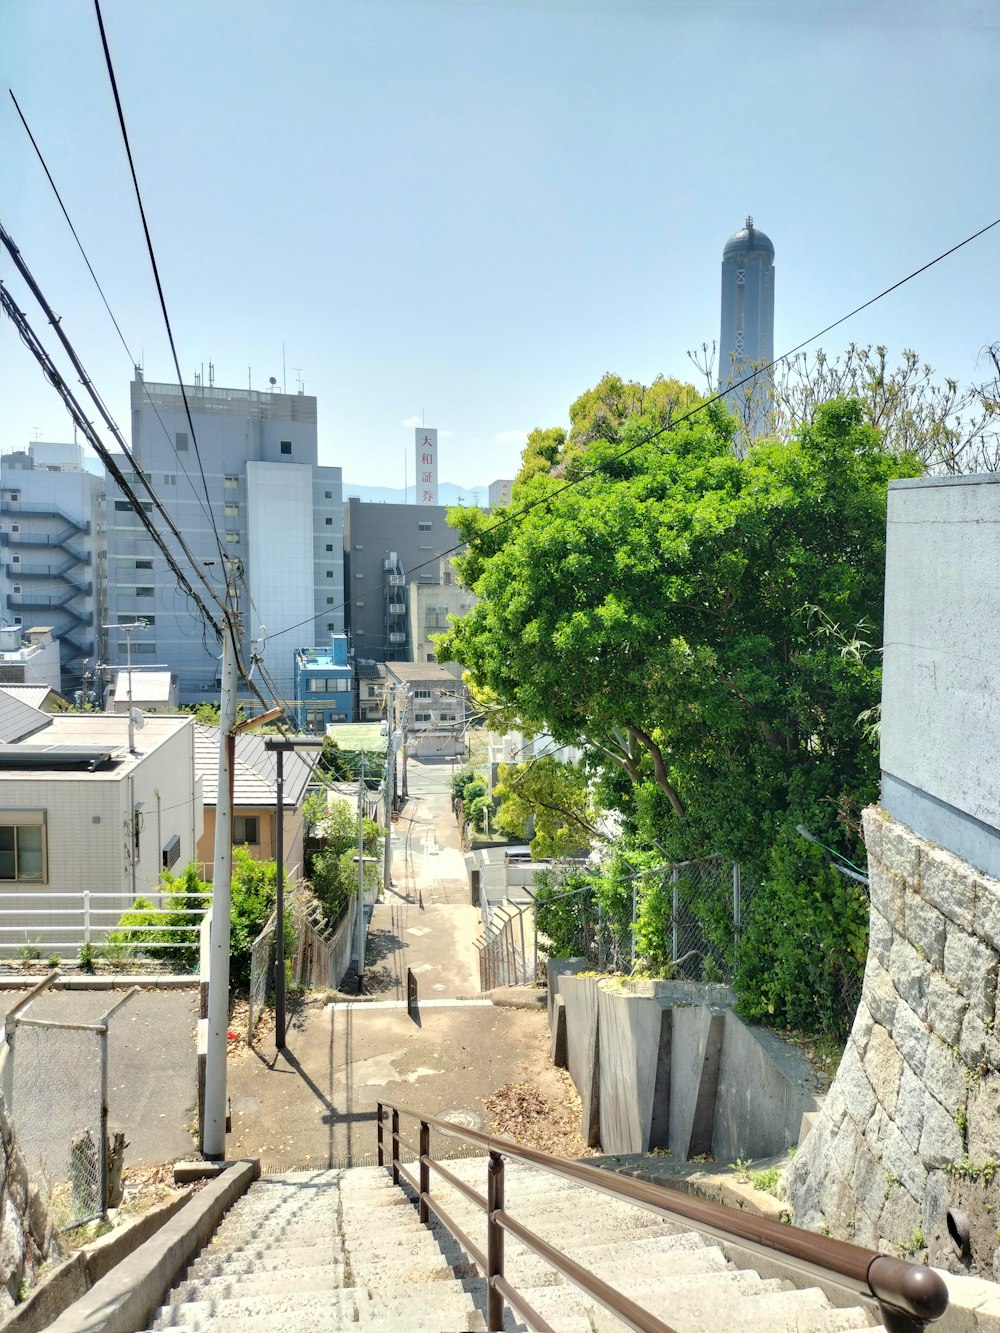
(438, 1108, 482, 1130)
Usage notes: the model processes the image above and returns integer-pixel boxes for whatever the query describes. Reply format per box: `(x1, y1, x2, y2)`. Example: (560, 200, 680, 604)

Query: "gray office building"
(106, 374, 343, 703)
(719, 217, 775, 442)
(0, 443, 107, 693)
(343, 498, 456, 662)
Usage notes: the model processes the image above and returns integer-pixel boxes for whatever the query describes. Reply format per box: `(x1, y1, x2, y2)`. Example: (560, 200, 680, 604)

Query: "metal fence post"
(83, 890, 91, 949)
(99, 1020, 108, 1219)
(518, 910, 527, 986)
(391, 1108, 400, 1186)
(671, 867, 679, 966)
(630, 876, 638, 974)
(733, 862, 742, 944)
(419, 1120, 430, 1224)
(486, 1151, 505, 1332)
(377, 1103, 384, 1167)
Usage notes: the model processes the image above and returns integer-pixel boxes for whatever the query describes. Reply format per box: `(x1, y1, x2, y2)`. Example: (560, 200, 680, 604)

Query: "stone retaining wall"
(786, 807, 1000, 1275)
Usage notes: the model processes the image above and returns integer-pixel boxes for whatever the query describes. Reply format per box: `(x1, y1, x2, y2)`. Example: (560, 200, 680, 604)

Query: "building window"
(327, 622, 336, 631)
(355, 600, 364, 607)
(418, 521, 432, 531)
(325, 517, 333, 526)
(440, 713, 456, 722)
(10, 524, 19, 533)
(163, 474, 176, 485)
(134, 641, 157, 654)
(11, 585, 21, 595)
(326, 596, 334, 604)
(176, 432, 189, 452)
(225, 532, 241, 545)
(280, 441, 292, 455)
(325, 544, 333, 552)
(9, 492, 20, 503)
(224, 476, 239, 489)
(234, 815, 259, 845)
(11, 556, 19, 565)
(354, 543, 363, 550)
(0, 817, 45, 882)
(414, 712, 432, 722)
(326, 570, 334, 578)
(224, 503, 240, 518)
(324, 490, 332, 499)
(414, 689, 431, 699)
(355, 572, 364, 579)
(114, 500, 153, 513)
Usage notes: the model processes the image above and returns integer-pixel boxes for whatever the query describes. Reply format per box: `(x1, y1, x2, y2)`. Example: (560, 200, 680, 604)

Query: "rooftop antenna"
(194, 368, 202, 386)
(31, 426, 41, 441)
(282, 342, 287, 394)
(208, 360, 215, 387)
(103, 619, 149, 753)
(294, 368, 304, 395)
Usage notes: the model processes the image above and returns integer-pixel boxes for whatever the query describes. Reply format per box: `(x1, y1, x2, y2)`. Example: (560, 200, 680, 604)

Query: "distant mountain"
(342, 481, 489, 507)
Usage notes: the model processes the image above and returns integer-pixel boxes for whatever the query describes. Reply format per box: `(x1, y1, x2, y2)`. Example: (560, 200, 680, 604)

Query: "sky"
(1, 0, 998, 490)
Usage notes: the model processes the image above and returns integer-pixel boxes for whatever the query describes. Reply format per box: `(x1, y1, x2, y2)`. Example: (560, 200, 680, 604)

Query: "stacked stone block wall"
(786, 807, 1000, 1275)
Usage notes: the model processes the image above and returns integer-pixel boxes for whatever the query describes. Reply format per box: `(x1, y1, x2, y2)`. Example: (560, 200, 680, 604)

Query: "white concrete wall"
(246, 461, 316, 697)
(881, 475, 1000, 875)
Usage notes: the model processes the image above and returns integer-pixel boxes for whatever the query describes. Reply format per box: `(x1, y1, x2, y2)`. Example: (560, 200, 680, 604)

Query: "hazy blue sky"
(2, 0, 998, 489)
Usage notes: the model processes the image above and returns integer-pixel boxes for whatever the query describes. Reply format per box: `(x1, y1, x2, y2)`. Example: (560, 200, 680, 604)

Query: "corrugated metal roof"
(0, 685, 66, 711)
(194, 724, 319, 809)
(113, 671, 175, 703)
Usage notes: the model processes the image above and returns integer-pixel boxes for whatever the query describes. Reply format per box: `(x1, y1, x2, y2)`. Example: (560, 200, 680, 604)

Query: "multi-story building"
(719, 217, 775, 443)
(406, 557, 477, 664)
(383, 660, 468, 759)
(342, 499, 456, 662)
(488, 479, 513, 509)
(292, 634, 353, 729)
(106, 374, 343, 703)
(0, 442, 107, 692)
(0, 626, 63, 692)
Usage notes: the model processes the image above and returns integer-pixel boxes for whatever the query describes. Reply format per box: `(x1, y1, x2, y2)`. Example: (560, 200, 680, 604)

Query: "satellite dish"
(269, 376, 277, 387)
(131, 709, 146, 730)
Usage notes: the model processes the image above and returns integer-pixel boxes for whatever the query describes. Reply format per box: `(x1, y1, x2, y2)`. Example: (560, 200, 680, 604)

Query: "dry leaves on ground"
(484, 1075, 596, 1160)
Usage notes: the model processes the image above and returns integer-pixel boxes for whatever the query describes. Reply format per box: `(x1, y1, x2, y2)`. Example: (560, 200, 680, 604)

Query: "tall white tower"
(719, 217, 775, 443)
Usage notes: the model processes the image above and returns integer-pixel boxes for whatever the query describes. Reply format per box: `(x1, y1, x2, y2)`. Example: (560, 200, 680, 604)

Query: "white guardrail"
(0, 890, 210, 961)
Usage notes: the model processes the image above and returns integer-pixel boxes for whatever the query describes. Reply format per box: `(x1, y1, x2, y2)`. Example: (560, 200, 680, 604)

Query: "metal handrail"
(376, 1099, 949, 1333)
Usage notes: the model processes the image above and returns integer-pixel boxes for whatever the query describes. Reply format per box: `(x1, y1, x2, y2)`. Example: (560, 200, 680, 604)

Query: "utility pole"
(400, 689, 410, 801)
(383, 683, 395, 892)
(202, 566, 240, 1159)
(356, 753, 366, 993)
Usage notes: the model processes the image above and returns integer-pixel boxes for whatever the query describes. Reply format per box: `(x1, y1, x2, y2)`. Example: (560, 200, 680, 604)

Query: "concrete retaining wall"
(550, 973, 817, 1161)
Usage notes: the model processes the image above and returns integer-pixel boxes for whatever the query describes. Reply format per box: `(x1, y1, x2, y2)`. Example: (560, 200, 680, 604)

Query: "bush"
(534, 869, 597, 958)
(733, 832, 867, 1037)
(107, 863, 210, 968)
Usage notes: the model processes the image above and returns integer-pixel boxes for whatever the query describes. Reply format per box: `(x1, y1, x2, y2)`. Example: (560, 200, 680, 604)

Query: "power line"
(9, 87, 230, 539)
(92, 0, 225, 568)
(260, 208, 1000, 649)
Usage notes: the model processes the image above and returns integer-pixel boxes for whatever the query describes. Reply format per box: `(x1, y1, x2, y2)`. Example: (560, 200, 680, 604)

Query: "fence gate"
(8, 988, 138, 1228)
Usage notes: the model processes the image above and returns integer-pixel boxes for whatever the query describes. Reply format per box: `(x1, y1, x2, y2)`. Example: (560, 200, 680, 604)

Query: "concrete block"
(550, 995, 567, 1069)
(712, 1013, 820, 1162)
(546, 958, 587, 1033)
(559, 973, 601, 1148)
(669, 1007, 724, 1160)
(597, 986, 671, 1155)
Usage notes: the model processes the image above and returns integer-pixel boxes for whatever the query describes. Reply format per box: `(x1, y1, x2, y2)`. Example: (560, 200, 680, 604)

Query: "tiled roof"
(0, 685, 66, 711)
(0, 693, 51, 744)
(194, 724, 319, 809)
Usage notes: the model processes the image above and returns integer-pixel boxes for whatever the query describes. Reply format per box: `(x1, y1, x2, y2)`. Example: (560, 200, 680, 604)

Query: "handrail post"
(376, 1102, 384, 1167)
(419, 1119, 430, 1224)
(391, 1107, 400, 1186)
(486, 1150, 505, 1332)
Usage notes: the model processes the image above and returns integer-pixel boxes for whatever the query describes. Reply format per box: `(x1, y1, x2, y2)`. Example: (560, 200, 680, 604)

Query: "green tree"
(493, 756, 602, 858)
(439, 395, 919, 882)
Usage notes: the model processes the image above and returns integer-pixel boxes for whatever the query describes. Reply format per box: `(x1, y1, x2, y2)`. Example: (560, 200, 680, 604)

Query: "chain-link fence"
(534, 858, 754, 985)
(6, 987, 138, 1228)
(248, 910, 277, 1041)
(476, 900, 536, 990)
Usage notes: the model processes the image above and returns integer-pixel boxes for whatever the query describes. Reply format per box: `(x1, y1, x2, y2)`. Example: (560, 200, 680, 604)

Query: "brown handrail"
(375, 1098, 949, 1333)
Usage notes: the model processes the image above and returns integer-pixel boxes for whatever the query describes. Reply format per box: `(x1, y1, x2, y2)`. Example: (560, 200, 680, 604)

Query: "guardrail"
(375, 1099, 949, 1333)
(0, 890, 209, 962)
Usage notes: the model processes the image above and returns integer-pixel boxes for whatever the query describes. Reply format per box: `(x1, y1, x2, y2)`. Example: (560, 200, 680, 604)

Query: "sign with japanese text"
(415, 427, 438, 505)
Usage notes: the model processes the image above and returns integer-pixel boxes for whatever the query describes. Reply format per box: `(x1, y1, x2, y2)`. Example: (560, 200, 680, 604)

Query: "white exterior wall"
(0, 717, 202, 954)
(881, 474, 1000, 876)
(246, 462, 316, 698)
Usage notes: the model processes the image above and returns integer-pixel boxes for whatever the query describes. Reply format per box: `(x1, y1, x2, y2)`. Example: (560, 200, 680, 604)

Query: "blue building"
(293, 634, 354, 730)
(719, 217, 775, 444)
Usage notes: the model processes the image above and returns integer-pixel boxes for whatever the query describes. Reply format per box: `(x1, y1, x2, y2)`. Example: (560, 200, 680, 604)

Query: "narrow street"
(226, 757, 566, 1167)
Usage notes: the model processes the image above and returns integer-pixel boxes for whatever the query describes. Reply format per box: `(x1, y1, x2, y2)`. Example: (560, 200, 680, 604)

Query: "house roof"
(0, 713, 193, 779)
(0, 685, 68, 712)
(112, 671, 175, 703)
(384, 661, 465, 686)
(355, 661, 384, 682)
(0, 692, 52, 744)
(194, 725, 319, 809)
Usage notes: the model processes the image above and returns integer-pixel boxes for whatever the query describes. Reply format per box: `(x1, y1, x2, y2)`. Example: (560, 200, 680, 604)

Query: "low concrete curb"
(488, 986, 546, 1009)
(7, 1192, 194, 1333)
(45, 1159, 259, 1333)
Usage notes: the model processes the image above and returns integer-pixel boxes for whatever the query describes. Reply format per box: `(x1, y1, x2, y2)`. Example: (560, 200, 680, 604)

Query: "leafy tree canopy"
(438, 390, 921, 879)
(494, 756, 602, 859)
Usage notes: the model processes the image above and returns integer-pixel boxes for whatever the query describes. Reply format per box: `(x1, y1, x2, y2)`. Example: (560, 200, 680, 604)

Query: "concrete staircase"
(149, 1159, 880, 1331)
